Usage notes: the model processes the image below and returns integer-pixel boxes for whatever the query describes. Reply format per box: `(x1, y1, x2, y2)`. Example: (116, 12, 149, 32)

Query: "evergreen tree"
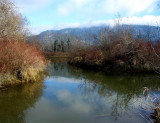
(54, 40, 58, 51)
(61, 40, 65, 52)
(67, 38, 71, 51)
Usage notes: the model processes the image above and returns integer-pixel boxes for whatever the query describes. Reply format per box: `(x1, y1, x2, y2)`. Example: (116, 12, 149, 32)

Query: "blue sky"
(13, 0, 160, 34)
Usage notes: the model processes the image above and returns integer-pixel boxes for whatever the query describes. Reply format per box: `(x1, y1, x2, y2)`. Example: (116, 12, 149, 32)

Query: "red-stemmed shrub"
(0, 41, 46, 85)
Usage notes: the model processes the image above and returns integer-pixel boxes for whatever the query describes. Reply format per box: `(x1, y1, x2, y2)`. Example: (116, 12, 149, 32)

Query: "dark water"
(0, 61, 160, 123)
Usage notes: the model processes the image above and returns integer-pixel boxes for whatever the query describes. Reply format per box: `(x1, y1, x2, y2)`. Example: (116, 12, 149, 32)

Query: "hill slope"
(36, 25, 160, 44)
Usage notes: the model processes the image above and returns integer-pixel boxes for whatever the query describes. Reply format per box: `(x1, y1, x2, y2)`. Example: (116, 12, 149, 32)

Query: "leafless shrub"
(0, 0, 29, 42)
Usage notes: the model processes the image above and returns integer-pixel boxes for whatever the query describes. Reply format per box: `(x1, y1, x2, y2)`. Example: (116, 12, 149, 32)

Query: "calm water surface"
(0, 61, 160, 123)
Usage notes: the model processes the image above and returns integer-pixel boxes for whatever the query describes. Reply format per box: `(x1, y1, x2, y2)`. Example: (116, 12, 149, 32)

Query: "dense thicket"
(0, 0, 46, 85)
(69, 26, 160, 72)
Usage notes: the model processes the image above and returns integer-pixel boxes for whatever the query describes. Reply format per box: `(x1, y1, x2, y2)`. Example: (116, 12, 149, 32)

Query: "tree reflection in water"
(0, 81, 44, 123)
(68, 66, 160, 120)
(45, 61, 160, 122)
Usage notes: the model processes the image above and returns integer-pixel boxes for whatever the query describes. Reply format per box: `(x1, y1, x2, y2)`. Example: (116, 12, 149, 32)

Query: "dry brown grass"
(0, 41, 47, 85)
(139, 87, 160, 123)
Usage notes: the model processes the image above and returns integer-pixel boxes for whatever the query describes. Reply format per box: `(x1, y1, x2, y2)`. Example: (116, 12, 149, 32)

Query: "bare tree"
(0, 0, 29, 42)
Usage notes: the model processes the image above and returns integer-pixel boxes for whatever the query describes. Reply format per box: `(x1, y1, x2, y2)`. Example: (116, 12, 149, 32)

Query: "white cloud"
(13, 0, 158, 16)
(101, 0, 158, 15)
(88, 15, 160, 27)
(29, 15, 160, 34)
(57, 90, 92, 113)
(28, 25, 53, 35)
(46, 77, 82, 84)
(111, 15, 160, 26)
(63, 15, 160, 27)
(57, 0, 158, 16)
(57, 5, 70, 16)
(15, 0, 159, 34)
(57, 0, 93, 16)
(13, 0, 53, 13)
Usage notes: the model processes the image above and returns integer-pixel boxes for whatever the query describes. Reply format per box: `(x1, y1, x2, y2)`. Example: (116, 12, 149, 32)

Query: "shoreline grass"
(0, 41, 47, 87)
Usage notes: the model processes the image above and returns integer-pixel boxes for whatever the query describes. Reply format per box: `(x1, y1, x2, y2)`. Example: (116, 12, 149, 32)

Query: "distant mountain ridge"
(36, 25, 160, 44)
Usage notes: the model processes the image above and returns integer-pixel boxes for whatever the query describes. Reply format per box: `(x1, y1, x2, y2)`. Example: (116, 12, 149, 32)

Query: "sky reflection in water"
(1, 62, 160, 123)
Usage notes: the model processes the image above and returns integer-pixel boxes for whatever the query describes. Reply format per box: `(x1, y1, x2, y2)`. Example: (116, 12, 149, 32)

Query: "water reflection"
(0, 61, 160, 123)
(43, 62, 160, 122)
(0, 82, 44, 123)
(69, 67, 160, 121)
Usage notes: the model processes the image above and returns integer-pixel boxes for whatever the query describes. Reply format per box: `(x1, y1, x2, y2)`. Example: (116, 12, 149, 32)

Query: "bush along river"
(0, 60, 160, 123)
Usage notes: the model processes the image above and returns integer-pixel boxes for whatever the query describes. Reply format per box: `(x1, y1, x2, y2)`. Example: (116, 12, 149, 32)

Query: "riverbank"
(1, 61, 160, 123)
(0, 41, 47, 86)
(68, 40, 160, 73)
(44, 52, 70, 59)
(44, 51, 157, 73)
(0, 0, 47, 87)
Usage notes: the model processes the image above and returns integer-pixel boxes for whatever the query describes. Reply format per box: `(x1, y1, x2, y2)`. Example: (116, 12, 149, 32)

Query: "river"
(0, 61, 160, 123)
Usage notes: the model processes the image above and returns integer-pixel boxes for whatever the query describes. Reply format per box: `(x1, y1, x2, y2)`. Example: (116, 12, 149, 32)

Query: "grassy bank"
(0, 0, 47, 86)
(0, 41, 47, 86)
